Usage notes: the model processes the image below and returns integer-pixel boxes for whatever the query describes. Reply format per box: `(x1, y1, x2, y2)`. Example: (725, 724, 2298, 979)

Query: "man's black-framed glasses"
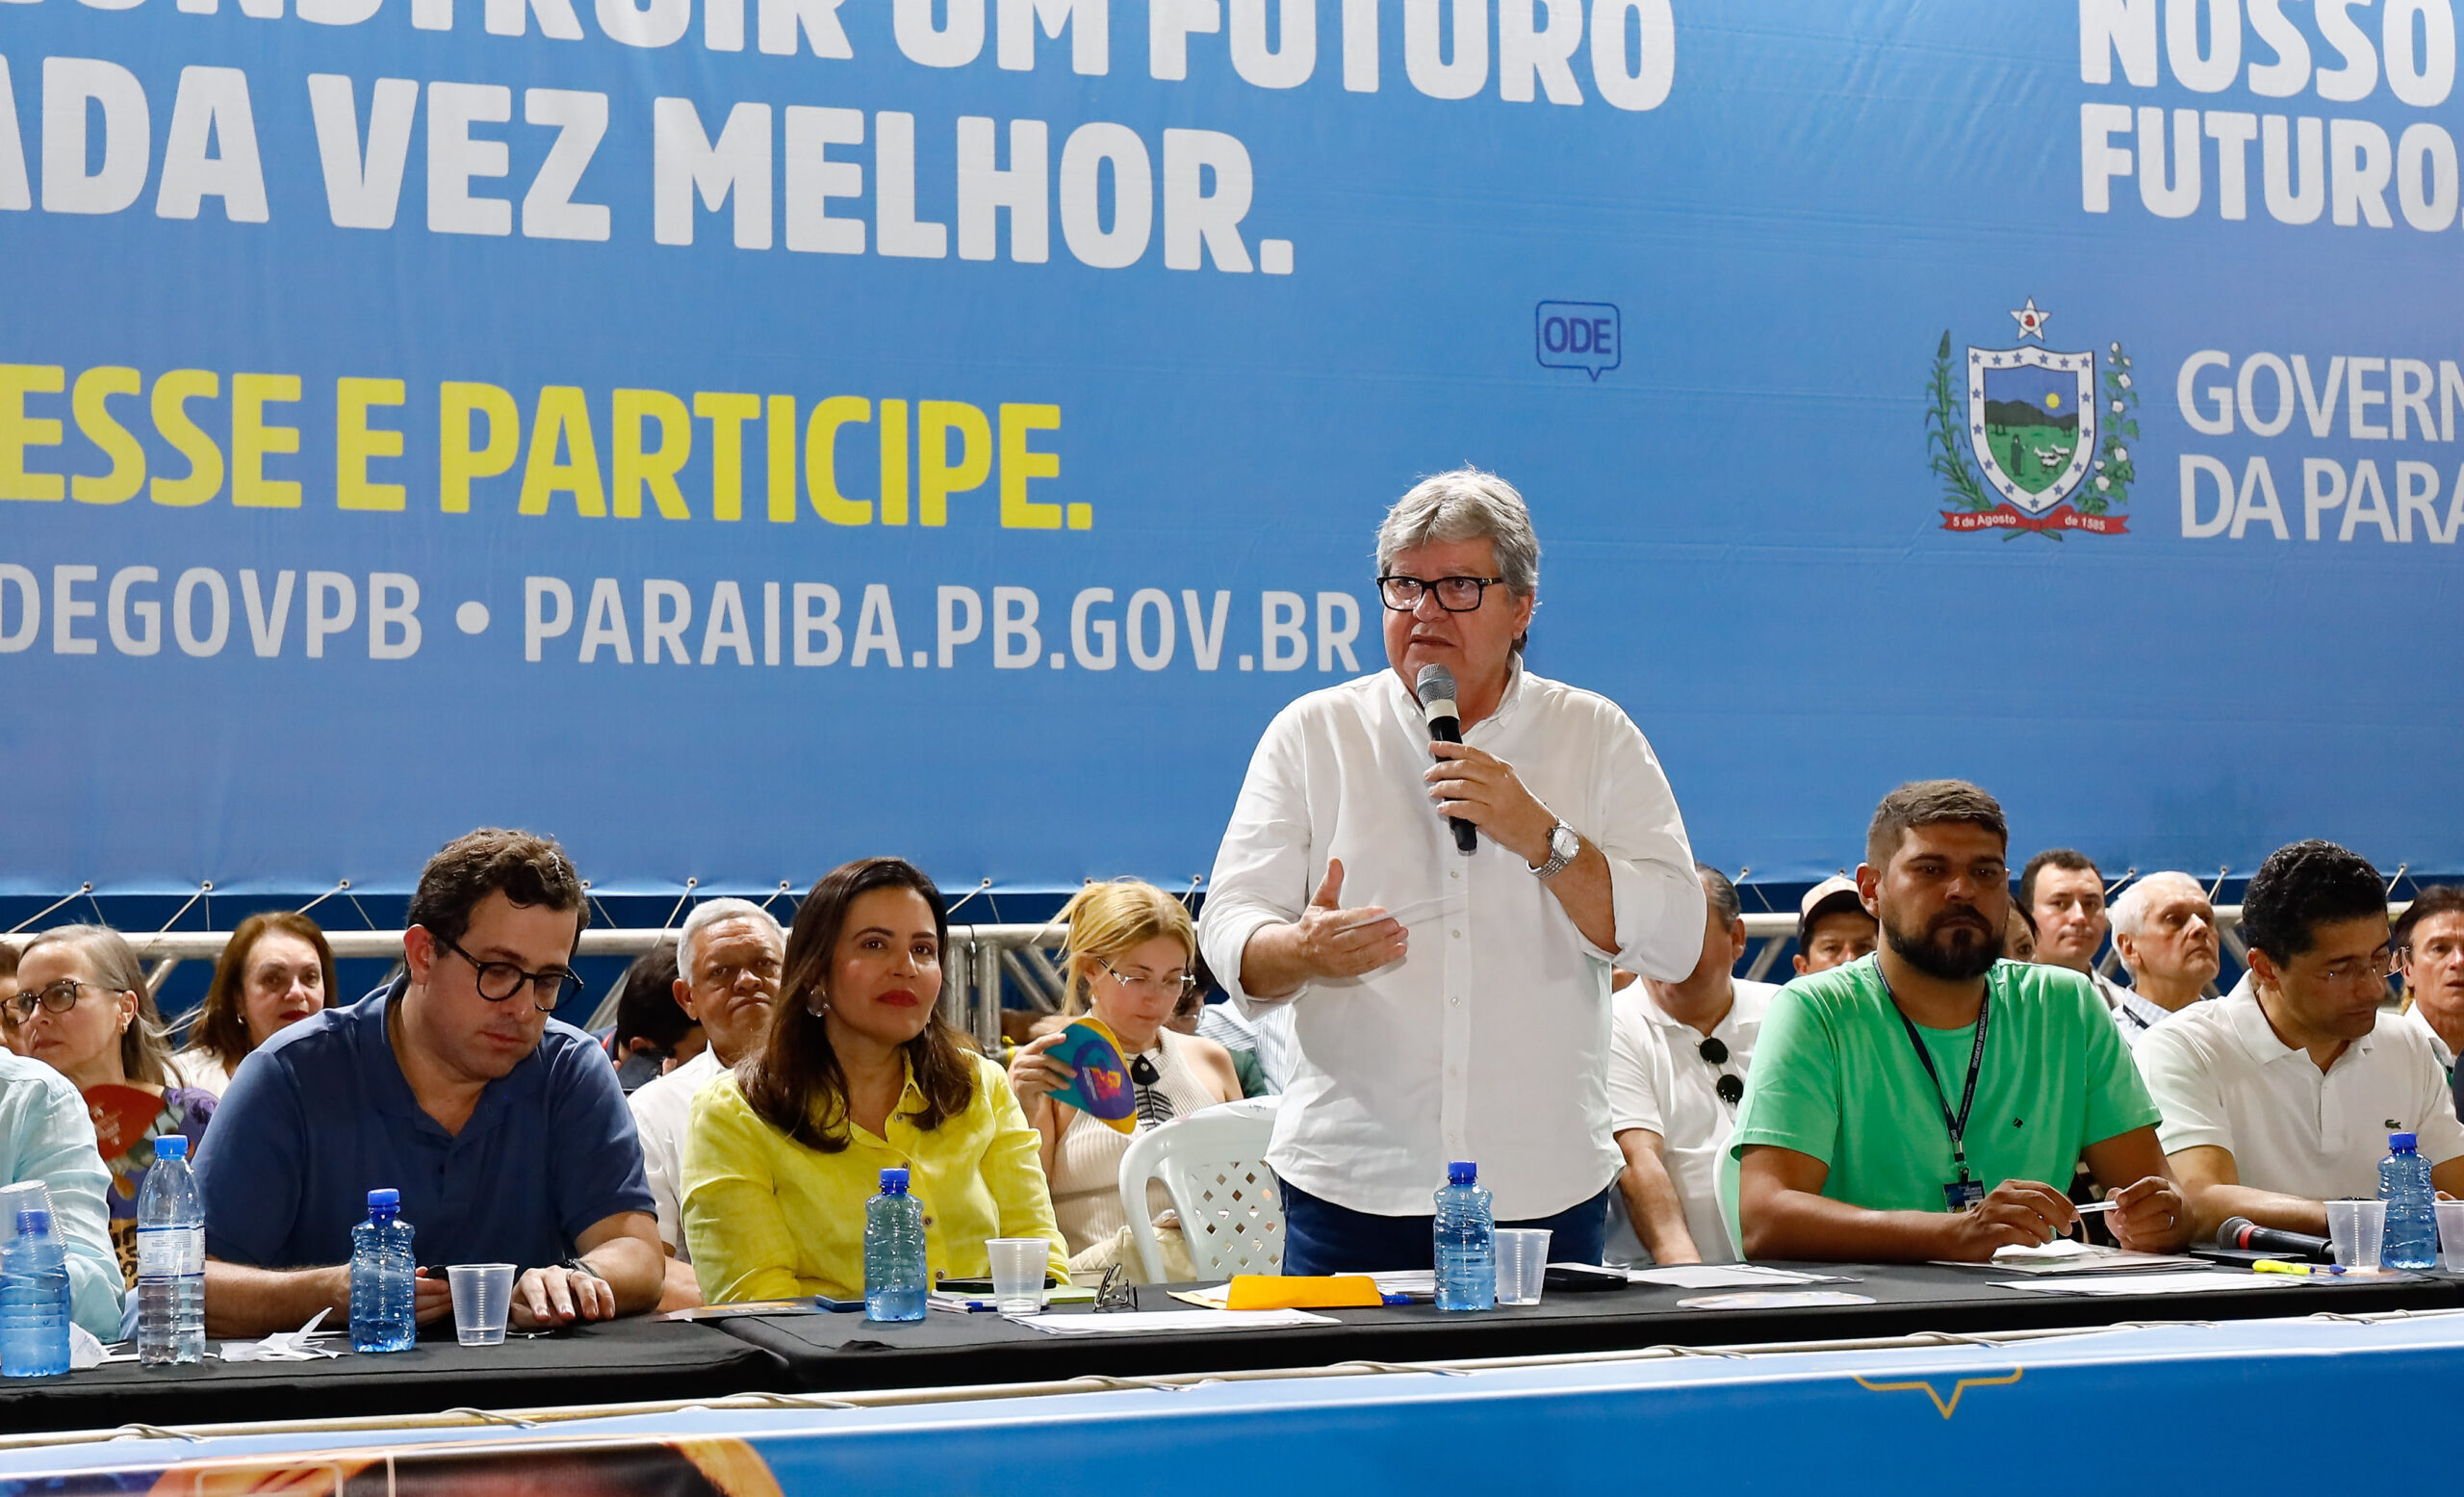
(441, 935, 583, 1011)
(1376, 575, 1505, 612)
(1697, 1036, 1744, 1107)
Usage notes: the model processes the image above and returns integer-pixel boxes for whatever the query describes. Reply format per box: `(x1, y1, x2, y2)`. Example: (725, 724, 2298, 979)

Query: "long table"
(710, 1260, 2464, 1392)
(2, 1263, 2456, 1437)
(0, 1315, 793, 1434)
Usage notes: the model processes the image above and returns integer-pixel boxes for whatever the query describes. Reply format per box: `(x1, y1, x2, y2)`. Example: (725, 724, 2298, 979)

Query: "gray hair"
(2109, 871, 2208, 946)
(19, 923, 171, 1085)
(1374, 469, 1542, 599)
(677, 898, 783, 981)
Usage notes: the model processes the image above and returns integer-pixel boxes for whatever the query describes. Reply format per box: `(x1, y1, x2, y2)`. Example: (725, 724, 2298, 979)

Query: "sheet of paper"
(1335, 895, 1460, 933)
(1367, 1270, 1434, 1297)
(1675, 1290, 1876, 1310)
(1625, 1264, 1824, 1289)
(1941, 1245, 2212, 1275)
(1998, 1270, 2299, 1296)
(1992, 1238, 2098, 1261)
(1013, 1308, 1340, 1336)
(1168, 1284, 1235, 1309)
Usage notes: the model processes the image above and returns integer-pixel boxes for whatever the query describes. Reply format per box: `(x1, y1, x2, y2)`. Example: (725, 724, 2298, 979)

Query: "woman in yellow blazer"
(682, 857, 1071, 1303)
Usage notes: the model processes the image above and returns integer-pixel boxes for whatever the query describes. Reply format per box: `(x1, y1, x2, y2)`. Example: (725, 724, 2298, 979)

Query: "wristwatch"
(1528, 819, 1579, 880)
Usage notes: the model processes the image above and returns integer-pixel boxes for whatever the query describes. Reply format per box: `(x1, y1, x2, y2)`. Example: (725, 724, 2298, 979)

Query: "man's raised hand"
(1295, 859, 1408, 980)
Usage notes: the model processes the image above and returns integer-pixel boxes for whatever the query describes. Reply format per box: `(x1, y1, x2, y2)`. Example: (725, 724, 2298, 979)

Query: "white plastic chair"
(1116, 1096, 1284, 1281)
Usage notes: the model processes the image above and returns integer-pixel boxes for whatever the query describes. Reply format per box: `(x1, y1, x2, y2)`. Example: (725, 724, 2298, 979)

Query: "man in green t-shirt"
(1731, 780, 2192, 1262)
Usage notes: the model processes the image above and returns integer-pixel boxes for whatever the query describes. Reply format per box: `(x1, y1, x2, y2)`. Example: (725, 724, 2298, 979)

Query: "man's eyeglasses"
(441, 936, 583, 1012)
(2308, 949, 2398, 990)
(1, 979, 121, 1023)
(1697, 1036, 1744, 1107)
(1376, 575, 1506, 613)
(1095, 959, 1198, 1000)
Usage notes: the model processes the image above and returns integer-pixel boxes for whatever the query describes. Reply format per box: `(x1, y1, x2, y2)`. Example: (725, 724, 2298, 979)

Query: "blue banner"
(6, 1313, 2464, 1491)
(3, 0, 2459, 894)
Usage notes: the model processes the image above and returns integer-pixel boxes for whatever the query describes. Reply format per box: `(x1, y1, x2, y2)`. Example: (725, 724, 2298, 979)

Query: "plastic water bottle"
(863, 1168, 927, 1322)
(0, 1208, 71, 1378)
(348, 1189, 418, 1353)
(1433, 1161, 1496, 1312)
(2381, 1131, 2440, 1270)
(136, 1134, 205, 1365)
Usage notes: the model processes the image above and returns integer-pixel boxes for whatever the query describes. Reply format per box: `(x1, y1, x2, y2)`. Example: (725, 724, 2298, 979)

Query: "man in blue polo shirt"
(194, 828, 661, 1337)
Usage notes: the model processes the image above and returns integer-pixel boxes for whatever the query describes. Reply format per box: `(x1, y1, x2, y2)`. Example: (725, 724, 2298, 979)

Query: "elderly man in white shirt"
(2138, 840, 2464, 1241)
(2107, 872, 2221, 1046)
(628, 897, 783, 1310)
(1604, 865, 1775, 1265)
(1199, 469, 1704, 1274)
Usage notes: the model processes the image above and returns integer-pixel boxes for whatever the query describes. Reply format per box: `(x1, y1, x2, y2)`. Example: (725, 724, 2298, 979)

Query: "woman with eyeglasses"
(681, 859, 1070, 1303)
(14, 924, 216, 1286)
(1008, 881, 1244, 1272)
(169, 912, 338, 1097)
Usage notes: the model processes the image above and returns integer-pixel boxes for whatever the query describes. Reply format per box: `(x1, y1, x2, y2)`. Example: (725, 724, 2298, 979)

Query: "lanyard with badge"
(1886, 978, 1993, 1212)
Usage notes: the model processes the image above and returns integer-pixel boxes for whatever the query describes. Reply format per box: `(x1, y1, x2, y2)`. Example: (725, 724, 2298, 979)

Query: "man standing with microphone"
(1199, 470, 1705, 1273)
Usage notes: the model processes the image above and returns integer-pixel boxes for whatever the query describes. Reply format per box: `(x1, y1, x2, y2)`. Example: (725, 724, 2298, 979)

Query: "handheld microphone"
(1415, 664, 1478, 855)
(2217, 1215, 2335, 1262)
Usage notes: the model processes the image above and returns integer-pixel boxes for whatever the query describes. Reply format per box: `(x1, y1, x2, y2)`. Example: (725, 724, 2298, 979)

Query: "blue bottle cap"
(13, 1208, 49, 1239)
(1447, 1161, 1476, 1186)
(880, 1168, 910, 1194)
(2393, 1131, 2420, 1152)
(367, 1188, 400, 1210)
(154, 1135, 187, 1162)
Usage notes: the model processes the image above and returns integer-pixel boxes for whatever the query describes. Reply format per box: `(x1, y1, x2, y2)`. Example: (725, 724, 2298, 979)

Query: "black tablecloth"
(0, 1316, 793, 1435)
(1, 1265, 2451, 1437)
(713, 1263, 2464, 1393)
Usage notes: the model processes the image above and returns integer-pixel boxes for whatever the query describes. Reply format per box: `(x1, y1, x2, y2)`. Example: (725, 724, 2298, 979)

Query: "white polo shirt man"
(1604, 978, 1778, 1263)
(2136, 987, 2464, 1200)
(629, 1047, 721, 1260)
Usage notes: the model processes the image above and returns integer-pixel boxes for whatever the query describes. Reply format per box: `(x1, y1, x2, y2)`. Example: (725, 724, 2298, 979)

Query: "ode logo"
(1535, 301, 1621, 381)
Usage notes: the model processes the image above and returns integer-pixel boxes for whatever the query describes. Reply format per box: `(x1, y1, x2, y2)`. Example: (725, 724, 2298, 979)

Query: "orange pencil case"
(1225, 1274, 1384, 1309)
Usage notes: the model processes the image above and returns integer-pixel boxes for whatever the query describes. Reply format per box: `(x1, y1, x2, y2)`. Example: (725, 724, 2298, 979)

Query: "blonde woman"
(1007, 881, 1243, 1272)
(13, 924, 214, 1285)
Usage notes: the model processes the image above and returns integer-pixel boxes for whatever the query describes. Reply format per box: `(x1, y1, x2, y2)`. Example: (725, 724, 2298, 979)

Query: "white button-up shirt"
(1604, 979, 1777, 1263)
(1199, 664, 1704, 1219)
(629, 1047, 722, 1259)
(2136, 987, 2464, 1200)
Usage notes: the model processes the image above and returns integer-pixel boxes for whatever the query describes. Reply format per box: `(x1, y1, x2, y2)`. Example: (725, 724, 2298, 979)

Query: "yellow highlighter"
(2251, 1258, 2313, 1276)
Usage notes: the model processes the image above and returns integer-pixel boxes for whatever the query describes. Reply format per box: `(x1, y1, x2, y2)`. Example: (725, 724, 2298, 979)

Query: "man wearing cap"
(1793, 875, 1878, 977)
(1199, 469, 1704, 1274)
(1604, 865, 1778, 1264)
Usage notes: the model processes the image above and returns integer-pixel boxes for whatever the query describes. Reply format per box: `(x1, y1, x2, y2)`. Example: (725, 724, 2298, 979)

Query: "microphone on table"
(2218, 1215, 2335, 1262)
(1415, 663, 1478, 855)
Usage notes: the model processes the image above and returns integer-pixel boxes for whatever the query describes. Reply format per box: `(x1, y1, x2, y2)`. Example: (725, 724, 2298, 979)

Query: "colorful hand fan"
(1046, 1018, 1137, 1134)
(83, 1084, 163, 1163)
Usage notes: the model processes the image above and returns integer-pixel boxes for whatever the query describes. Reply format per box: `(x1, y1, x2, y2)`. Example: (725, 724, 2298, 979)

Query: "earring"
(807, 993, 831, 1017)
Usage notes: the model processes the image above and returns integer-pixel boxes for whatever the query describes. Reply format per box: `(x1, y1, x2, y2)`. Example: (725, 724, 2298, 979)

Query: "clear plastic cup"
(447, 1262, 516, 1346)
(1494, 1228, 1552, 1306)
(2326, 1200, 2387, 1270)
(2436, 1200, 2464, 1272)
(0, 1180, 53, 1251)
(986, 1239, 1046, 1317)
